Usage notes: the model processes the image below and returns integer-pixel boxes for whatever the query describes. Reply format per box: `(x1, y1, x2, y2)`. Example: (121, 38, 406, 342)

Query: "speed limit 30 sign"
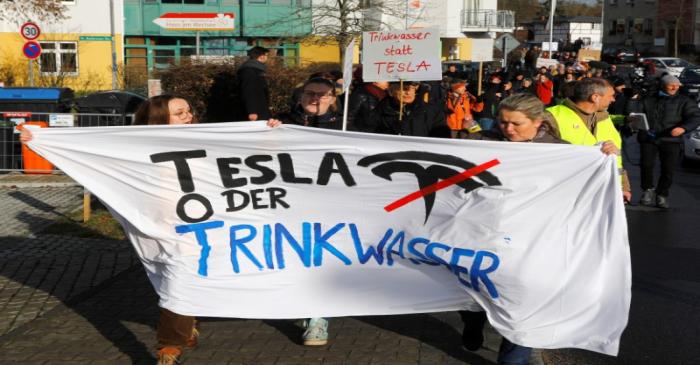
(20, 22, 41, 40)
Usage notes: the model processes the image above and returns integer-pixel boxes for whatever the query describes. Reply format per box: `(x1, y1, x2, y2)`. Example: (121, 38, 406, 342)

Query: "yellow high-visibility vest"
(547, 104, 623, 172)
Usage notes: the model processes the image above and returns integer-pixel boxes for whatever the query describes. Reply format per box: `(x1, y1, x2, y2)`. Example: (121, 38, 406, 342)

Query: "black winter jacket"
(276, 105, 342, 130)
(236, 59, 271, 120)
(347, 84, 386, 132)
(632, 92, 700, 142)
(368, 97, 450, 137)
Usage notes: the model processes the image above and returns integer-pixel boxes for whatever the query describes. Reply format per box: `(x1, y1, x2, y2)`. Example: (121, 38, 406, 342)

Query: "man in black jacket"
(236, 46, 271, 121)
(368, 81, 449, 137)
(634, 75, 700, 208)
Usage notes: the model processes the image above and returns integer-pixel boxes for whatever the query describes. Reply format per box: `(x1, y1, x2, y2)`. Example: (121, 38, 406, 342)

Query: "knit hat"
(661, 74, 681, 85)
(612, 78, 626, 87)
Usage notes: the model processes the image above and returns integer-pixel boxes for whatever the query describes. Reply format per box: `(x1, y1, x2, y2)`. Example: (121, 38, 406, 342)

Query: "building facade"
(311, 0, 515, 63)
(532, 16, 602, 48)
(124, 0, 311, 77)
(0, 0, 125, 89)
(603, 0, 700, 54)
(603, 0, 658, 52)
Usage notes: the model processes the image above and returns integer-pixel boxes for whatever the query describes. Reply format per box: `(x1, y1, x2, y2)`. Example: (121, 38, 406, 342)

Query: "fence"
(0, 112, 133, 173)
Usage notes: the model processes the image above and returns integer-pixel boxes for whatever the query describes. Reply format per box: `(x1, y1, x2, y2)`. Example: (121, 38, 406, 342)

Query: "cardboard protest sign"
(26, 123, 631, 355)
(362, 28, 441, 82)
(536, 57, 560, 69)
(578, 49, 601, 62)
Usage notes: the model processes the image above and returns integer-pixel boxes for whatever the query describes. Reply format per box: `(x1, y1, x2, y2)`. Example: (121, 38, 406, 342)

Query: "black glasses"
(302, 91, 334, 99)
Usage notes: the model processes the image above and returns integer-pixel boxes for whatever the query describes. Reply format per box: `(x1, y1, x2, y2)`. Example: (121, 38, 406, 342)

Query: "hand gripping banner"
(26, 122, 631, 355)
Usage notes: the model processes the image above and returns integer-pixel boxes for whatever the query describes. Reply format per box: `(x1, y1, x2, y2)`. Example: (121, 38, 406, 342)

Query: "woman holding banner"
(277, 77, 342, 131)
(20, 95, 282, 365)
(462, 93, 619, 364)
(463, 93, 564, 363)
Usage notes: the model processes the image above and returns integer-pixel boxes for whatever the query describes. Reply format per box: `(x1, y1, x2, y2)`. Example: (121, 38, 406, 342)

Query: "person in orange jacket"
(445, 79, 484, 138)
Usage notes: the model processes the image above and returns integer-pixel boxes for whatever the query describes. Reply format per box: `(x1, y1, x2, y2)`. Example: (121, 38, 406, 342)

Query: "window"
(615, 18, 625, 34)
(162, 0, 205, 3)
(248, 0, 267, 3)
(39, 42, 78, 75)
(634, 18, 643, 33)
(610, 0, 617, 4)
(643, 18, 653, 35)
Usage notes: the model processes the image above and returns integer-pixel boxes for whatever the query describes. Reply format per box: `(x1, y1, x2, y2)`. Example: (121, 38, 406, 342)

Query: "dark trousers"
(498, 338, 533, 365)
(639, 141, 681, 197)
(460, 310, 532, 365)
(157, 307, 195, 348)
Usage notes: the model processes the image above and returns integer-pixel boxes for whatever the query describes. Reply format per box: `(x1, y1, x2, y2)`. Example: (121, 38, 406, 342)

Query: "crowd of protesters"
(20, 44, 700, 365)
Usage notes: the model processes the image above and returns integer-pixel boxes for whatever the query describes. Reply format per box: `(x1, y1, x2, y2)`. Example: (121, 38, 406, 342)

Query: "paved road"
(0, 185, 136, 336)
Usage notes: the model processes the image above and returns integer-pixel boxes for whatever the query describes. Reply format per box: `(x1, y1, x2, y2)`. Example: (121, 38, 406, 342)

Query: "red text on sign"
(374, 61, 431, 74)
(384, 44, 413, 56)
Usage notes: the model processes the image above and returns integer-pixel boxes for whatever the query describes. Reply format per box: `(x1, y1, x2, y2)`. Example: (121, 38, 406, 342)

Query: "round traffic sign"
(20, 22, 41, 41)
(22, 41, 42, 60)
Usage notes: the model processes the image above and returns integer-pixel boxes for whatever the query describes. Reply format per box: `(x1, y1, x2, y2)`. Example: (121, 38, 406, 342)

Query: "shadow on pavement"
(356, 314, 496, 365)
(0, 209, 152, 363)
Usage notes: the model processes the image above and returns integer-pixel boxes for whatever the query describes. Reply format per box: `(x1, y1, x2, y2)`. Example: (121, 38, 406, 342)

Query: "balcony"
(461, 10, 515, 32)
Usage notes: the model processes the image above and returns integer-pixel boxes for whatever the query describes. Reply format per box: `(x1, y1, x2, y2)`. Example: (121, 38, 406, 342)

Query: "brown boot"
(186, 320, 199, 348)
(156, 346, 181, 365)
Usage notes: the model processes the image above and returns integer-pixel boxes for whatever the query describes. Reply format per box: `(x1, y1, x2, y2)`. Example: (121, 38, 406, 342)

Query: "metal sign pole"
(477, 62, 483, 95)
(28, 60, 34, 87)
(399, 79, 404, 121)
(109, 0, 118, 89)
(196, 31, 201, 56)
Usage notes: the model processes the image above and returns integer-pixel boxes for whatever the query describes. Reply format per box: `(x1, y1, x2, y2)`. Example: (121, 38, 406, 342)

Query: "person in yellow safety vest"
(546, 78, 632, 203)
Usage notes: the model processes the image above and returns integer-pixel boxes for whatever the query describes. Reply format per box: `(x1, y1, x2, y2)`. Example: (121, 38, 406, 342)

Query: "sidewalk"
(0, 176, 542, 365)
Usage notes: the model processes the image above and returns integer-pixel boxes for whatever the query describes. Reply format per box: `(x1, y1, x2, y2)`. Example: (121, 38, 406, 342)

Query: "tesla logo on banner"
(153, 13, 235, 31)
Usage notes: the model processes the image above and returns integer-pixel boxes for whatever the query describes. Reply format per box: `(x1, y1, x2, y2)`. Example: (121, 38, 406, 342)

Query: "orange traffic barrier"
(19, 121, 54, 174)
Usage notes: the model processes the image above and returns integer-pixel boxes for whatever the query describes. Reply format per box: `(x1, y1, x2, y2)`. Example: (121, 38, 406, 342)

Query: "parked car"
(679, 67, 700, 100)
(74, 90, 146, 126)
(602, 47, 640, 64)
(682, 127, 700, 165)
(642, 57, 695, 77)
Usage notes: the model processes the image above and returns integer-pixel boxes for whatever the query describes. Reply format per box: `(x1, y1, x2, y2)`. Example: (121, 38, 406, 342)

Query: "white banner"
(26, 123, 630, 355)
(362, 28, 442, 82)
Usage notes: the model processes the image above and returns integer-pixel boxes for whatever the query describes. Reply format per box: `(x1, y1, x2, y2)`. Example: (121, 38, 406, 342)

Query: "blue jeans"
(478, 118, 495, 131)
(497, 337, 533, 365)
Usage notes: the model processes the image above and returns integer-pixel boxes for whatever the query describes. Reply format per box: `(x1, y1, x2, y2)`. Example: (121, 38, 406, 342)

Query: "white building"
(0, 0, 124, 88)
(532, 16, 602, 48)
(380, 0, 516, 61)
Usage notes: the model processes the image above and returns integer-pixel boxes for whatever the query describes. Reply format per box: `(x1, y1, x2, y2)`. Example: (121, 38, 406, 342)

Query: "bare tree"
(0, 0, 67, 24)
(673, 0, 685, 57)
(267, 0, 408, 65)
